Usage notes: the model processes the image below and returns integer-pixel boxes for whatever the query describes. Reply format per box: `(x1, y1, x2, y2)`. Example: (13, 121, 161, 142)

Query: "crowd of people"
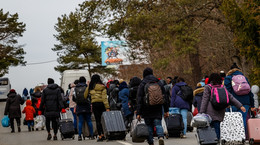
(3, 63, 260, 145)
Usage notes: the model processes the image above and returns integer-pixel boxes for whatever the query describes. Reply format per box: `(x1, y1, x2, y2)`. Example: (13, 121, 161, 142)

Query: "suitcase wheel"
(249, 138, 254, 145)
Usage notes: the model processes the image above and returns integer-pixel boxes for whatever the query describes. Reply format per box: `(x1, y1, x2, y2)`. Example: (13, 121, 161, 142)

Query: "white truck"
(60, 69, 90, 91)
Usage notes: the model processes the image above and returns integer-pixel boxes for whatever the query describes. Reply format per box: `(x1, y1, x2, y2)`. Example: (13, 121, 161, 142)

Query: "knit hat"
(230, 63, 240, 69)
(47, 78, 54, 84)
(9, 89, 16, 93)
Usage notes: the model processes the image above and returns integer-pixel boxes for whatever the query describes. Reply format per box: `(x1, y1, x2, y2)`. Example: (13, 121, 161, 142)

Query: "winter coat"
(40, 84, 64, 118)
(22, 100, 36, 121)
(75, 83, 91, 114)
(193, 87, 204, 112)
(129, 77, 142, 111)
(68, 87, 76, 108)
(119, 84, 132, 117)
(200, 84, 243, 121)
(4, 92, 24, 118)
(251, 85, 259, 108)
(108, 84, 120, 110)
(136, 75, 169, 119)
(224, 68, 254, 107)
(23, 88, 29, 97)
(84, 84, 109, 109)
(170, 82, 191, 110)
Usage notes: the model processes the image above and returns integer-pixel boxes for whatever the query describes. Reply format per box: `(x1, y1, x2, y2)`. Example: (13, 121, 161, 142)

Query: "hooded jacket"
(200, 84, 243, 121)
(119, 82, 132, 117)
(4, 92, 24, 118)
(22, 100, 36, 121)
(129, 77, 142, 111)
(193, 87, 204, 112)
(84, 84, 110, 109)
(40, 84, 64, 117)
(224, 68, 254, 107)
(171, 82, 191, 110)
(136, 73, 169, 119)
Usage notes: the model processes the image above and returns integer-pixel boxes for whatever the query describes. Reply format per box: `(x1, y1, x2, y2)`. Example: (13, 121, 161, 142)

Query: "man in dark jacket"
(4, 89, 24, 133)
(136, 67, 169, 145)
(40, 78, 64, 140)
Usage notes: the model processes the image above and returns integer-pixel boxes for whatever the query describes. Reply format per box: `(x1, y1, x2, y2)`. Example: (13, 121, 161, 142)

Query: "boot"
(32, 127, 34, 131)
(11, 128, 15, 133)
(47, 133, 52, 140)
(18, 127, 21, 132)
(28, 126, 31, 132)
(78, 135, 82, 141)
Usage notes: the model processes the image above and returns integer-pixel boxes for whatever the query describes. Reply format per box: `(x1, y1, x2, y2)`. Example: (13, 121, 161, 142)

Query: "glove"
(38, 111, 42, 115)
(61, 108, 66, 113)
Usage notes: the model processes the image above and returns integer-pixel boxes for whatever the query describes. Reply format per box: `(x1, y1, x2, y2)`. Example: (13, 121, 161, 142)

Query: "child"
(22, 100, 36, 131)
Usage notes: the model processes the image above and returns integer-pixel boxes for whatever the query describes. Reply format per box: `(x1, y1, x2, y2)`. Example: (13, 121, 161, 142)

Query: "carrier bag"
(1, 115, 10, 127)
(220, 108, 246, 144)
(191, 113, 212, 128)
(101, 111, 127, 140)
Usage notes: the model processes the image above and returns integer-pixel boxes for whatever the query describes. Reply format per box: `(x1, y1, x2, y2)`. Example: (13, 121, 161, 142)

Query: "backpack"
(177, 85, 193, 102)
(144, 82, 164, 106)
(74, 85, 89, 105)
(208, 84, 230, 110)
(231, 75, 251, 95)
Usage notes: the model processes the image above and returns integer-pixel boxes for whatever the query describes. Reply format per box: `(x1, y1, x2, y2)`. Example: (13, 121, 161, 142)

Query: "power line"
(25, 60, 57, 65)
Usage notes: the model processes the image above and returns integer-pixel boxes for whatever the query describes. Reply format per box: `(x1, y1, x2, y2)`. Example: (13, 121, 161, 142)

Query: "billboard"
(101, 41, 129, 66)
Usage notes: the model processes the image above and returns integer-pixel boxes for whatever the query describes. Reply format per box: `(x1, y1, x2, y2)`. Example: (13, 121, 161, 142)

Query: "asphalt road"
(0, 101, 200, 145)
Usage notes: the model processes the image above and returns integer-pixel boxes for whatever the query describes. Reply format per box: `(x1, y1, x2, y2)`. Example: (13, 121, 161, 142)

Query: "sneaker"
(97, 137, 103, 142)
(78, 135, 82, 141)
(90, 135, 95, 140)
(182, 135, 187, 138)
(28, 127, 31, 132)
(53, 135, 57, 140)
(36, 128, 38, 131)
(32, 127, 34, 131)
(18, 127, 21, 132)
(47, 134, 52, 140)
(159, 138, 164, 145)
(11, 130, 15, 133)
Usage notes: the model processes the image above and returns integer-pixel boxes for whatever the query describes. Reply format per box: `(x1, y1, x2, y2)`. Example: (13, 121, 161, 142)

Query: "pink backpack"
(231, 75, 251, 95)
(209, 84, 230, 110)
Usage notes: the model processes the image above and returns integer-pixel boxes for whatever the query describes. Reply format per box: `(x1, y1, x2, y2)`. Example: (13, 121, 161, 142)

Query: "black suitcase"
(196, 126, 218, 145)
(101, 111, 127, 140)
(165, 114, 184, 137)
(59, 113, 75, 140)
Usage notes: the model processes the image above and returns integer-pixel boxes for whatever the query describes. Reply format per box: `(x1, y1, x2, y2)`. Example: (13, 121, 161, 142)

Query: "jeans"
(228, 105, 250, 136)
(169, 107, 188, 135)
(144, 118, 164, 145)
(27, 120, 34, 129)
(210, 121, 220, 140)
(78, 113, 93, 137)
(70, 108, 77, 130)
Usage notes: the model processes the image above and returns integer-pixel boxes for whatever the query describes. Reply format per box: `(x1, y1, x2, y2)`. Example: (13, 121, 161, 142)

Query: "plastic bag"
(35, 115, 45, 129)
(191, 113, 212, 128)
(1, 115, 10, 127)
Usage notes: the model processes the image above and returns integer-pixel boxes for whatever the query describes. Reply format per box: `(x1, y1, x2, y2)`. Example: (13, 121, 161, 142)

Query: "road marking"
(117, 141, 133, 145)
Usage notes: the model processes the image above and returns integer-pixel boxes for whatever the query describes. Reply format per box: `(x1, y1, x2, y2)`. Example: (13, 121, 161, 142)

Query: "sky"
(0, 0, 87, 94)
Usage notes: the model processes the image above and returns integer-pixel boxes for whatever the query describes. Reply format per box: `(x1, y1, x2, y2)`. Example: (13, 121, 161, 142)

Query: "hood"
(129, 77, 141, 87)
(26, 100, 32, 106)
(32, 91, 41, 98)
(94, 84, 106, 91)
(251, 85, 259, 94)
(193, 87, 204, 96)
(119, 81, 128, 91)
(142, 75, 159, 84)
(143, 67, 153, 78)
(23, 88, 28, 96)
(227, 68, 243, 76)
(7, 92, 16, 98)
(175, 82, 187, 87)
(47, 84, 59, 89)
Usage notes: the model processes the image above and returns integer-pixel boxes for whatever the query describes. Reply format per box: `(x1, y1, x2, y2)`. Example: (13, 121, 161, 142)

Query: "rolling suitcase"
(196, 126, 218, 145)
(82, 113, 98, 139)
(59, 113, 75, 140)
(165, 114, 184, 137)
(247, 109, 260, 145)
(101, 111, 127, 140)
(220, 108, 246, 144)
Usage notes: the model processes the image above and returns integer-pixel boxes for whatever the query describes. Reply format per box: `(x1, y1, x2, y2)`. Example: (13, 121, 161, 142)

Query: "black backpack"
(177, 85, 193, 102)
(74, 85, 90, 105)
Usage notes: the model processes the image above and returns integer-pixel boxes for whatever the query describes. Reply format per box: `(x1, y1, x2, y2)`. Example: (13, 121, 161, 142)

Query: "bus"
(0, 77, 11, 100)
(60, 69, 90, 92)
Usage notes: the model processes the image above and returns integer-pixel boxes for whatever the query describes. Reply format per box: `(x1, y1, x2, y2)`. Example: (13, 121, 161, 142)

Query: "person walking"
(40, 78, 64, 140)
(224, 63, 255, 136)
(73, 77, 94, 141)
(84, 74, 110, 142)
(136, 67, 169, 145)
(193, 83, 204, 112)
(200, 73, 246, 139)
(118, 81, 133, 130)
(129, 76, 142, 112)
(68, 80, 78, 134)
(22, 100, 36, 131)
(170, 77, 193, 138)
(4, 89, 24, 133)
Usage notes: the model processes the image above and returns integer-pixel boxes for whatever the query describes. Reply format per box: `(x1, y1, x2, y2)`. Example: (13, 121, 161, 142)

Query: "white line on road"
(117, 141, 133, 145)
